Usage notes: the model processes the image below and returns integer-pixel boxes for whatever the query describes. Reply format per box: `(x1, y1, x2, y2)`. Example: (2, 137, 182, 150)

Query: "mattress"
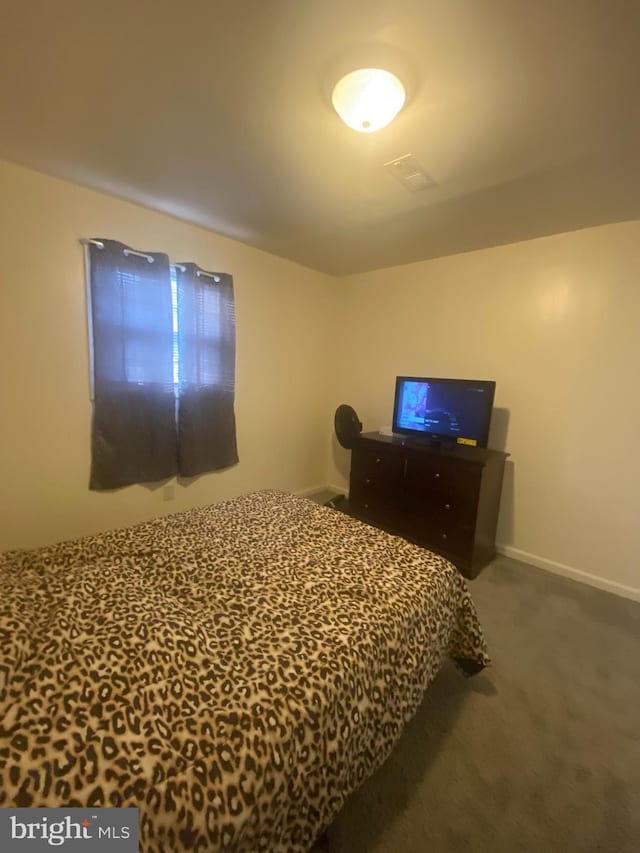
(0, 490, 489, 851)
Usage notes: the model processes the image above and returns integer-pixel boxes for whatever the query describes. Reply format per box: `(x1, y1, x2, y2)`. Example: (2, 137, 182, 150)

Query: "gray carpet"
(316, 557, 640, 852)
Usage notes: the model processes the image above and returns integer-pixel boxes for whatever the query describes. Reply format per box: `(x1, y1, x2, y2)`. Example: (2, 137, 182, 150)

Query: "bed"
(0, 490, 489, 851)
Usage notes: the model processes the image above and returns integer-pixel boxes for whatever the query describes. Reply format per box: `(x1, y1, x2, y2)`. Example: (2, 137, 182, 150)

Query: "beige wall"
(2, 158, 639, 601)
(0, 160, 338, 550)
(328, 221, 640, 598)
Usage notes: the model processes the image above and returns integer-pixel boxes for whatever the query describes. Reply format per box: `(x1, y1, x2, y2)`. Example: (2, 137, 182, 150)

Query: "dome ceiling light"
(331, 68, 406, 133)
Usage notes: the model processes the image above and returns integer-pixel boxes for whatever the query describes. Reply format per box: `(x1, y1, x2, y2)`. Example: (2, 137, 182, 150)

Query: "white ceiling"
(1, 0, 639, 276)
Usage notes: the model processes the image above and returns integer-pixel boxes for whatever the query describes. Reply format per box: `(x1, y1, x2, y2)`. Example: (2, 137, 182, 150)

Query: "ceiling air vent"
(384, 154, 437, 192)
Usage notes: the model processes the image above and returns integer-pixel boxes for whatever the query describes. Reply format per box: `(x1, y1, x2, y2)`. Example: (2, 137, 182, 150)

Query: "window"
(86, 239, 238, 490)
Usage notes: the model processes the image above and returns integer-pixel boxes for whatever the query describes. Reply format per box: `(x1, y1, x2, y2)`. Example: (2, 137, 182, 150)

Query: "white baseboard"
(327, 483, 346, 495)
(298, 485, 640, 604)
(295, 485, 329, 498)
(295, 484, 346, 498)
(496, 544, 640, 603)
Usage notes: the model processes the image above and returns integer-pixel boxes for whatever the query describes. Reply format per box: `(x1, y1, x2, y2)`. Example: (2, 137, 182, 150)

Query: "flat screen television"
(392, 376, 496, 448)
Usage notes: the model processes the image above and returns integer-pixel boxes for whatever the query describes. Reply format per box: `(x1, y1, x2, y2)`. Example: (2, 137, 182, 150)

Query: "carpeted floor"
(315, 556, 640, 852)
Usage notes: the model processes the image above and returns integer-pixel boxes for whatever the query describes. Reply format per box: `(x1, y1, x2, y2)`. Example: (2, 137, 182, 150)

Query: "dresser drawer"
(351, 446, 405, 485)
(405, 454, 481, 501)
(349, 433, 508, 578)
(349, 489, 408, 532)
(403, 511, 474, 564)
(418, 492, 478, 526)
(418, 513, 474, 548)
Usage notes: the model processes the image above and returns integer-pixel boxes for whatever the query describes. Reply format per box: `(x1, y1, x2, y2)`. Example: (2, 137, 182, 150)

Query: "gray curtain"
(88, 240, 178, 489)
(175, 263, 238, 476)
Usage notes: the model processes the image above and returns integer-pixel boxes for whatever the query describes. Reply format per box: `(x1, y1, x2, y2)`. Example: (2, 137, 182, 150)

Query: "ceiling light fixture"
(331, 68, 406, 134)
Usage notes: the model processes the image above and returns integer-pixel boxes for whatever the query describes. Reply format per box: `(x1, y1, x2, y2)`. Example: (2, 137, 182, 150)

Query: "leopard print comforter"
(0, 490, 489, 851)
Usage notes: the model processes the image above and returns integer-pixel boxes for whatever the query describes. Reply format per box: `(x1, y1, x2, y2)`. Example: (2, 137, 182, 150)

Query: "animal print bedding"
(0, 490, 489, 852)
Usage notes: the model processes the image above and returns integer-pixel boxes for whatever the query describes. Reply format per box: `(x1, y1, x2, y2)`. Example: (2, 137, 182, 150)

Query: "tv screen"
(392, 376, 496, 448)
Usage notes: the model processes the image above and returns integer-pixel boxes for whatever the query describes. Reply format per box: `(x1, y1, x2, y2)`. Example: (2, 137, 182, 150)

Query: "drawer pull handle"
(375, 457, 381, 464)
(444, 503, 451, 510)
(434, 472, 441, 479)
(365, 478, 371, 484)
(441, 533, 448, 540)
(364, 503, 369, 509)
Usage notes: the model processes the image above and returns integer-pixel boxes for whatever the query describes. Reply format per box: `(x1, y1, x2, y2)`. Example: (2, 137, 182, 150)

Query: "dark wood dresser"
(349, 431, 509, 578)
